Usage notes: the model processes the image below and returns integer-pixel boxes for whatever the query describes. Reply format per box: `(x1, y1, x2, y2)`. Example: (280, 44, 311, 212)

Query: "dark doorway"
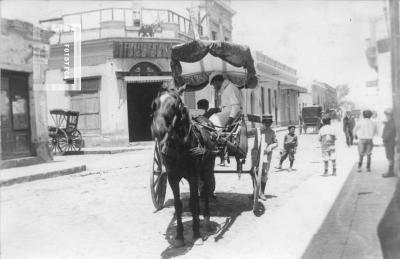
(127, 82, 161, 142)
(1, 70, 32, 159)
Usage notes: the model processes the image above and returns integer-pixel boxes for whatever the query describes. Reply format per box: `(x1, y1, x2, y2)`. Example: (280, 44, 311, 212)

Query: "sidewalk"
(0, 160, 86, 187)
(54, 141, 154, 156)
(302, 158, 398, 259)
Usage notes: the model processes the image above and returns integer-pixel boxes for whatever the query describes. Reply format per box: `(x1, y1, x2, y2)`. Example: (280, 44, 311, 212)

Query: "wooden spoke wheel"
(150, 139, 168, 210)
(58, 129, 82, 152)
(48, 132, 58, 153)
(48, 128, 68, 153)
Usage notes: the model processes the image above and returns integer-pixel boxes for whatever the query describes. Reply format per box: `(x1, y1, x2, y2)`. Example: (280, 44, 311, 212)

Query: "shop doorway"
(127, 82, 161, 142)
(1, 70, 32, 159)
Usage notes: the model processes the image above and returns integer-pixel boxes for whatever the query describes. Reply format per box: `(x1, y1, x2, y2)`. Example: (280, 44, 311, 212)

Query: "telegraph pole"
(389, 0, 400, 174)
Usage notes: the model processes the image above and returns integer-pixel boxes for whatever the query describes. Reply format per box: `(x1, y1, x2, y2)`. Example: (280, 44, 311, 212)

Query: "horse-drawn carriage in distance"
(301, 105, 322, 134)
(48, 109, 83, 153)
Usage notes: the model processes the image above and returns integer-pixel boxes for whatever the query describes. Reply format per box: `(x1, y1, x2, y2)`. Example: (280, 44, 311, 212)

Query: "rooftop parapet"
(40, 8, 202, 44)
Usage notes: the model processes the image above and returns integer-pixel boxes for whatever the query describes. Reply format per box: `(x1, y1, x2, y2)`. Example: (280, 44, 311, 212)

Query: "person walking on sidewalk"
(382, 108, 396, 178)
(276, 125, 298, 171)
(343, 111, 355, 146)
(259, 116, 278, 200)
(354, 110, 379, 172)
(319, 117, 337, 176)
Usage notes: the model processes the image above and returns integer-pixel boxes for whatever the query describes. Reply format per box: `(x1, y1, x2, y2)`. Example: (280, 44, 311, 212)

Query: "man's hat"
(261, 115, 273, 123)
(209, 71, 224, 84)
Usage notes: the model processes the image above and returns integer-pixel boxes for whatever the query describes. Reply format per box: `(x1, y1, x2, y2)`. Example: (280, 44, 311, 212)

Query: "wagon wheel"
(48, 132, 58, 153)
(60, 129, 82, 152)
(150, 139, 168, 210)
(49, 129, 68, 153)
(250, 128, 263, 213)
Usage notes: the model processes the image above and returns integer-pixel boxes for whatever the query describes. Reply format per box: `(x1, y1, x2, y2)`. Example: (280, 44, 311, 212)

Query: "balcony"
(40, 8, 203, 44)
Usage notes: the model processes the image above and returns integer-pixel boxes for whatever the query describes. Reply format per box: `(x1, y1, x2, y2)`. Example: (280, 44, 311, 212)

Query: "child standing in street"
(319, 117, 337, 176)
(260, 116, 278, 200)
(354, 110, 379, 172)
(276, 125, 298, 171)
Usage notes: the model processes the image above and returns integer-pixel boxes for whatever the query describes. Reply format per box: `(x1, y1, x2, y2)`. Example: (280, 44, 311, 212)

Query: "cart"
(150, 40, 267, 213)
(302, 106, 322, 134)
(48, 109, 83, 152)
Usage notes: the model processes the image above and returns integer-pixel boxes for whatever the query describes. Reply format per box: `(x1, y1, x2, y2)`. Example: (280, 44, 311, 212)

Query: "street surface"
(0, 123, 369, 258)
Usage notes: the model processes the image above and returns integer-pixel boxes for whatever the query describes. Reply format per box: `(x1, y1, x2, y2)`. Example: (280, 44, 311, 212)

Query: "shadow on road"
(161, 192, 268, 258)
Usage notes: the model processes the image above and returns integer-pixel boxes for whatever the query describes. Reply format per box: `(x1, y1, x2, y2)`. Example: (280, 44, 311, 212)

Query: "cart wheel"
(66, 129, 82, 152)
(52, 129, 68, 153)
(48, 134, 58, 153)
(150, 139, 167, 210)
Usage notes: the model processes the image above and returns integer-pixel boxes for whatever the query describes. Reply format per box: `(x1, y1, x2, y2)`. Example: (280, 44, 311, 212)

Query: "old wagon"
(149, 40, 268, 213)
(48, 109, 83, 152)
(302, 105, 322, 134)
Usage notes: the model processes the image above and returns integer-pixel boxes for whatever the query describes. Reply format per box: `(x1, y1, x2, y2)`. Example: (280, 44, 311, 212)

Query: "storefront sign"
(113, 42, 174, 58)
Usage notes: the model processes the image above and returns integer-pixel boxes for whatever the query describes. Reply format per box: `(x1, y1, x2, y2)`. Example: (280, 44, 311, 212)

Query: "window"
(212, 31, 217, 40)
(261, 87, 265, 114)
(69, 77, 101, 134)
(250, 92, 256, 114)
(268, 88, 272, 114)
(129, 62, 161, 76)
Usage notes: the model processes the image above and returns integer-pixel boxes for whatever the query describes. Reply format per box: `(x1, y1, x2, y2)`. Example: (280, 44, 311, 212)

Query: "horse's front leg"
(168, 175, 185, 247)
(203, 159, 215, 232)
(188, 175, 201, 240)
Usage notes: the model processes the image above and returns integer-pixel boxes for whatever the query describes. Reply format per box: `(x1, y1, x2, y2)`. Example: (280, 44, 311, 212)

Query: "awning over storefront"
(279, 84, 308, 93)
(124, 76, 173, 83)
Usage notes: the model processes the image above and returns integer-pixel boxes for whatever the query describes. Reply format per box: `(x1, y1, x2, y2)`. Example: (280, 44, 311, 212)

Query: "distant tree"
(336, 84, 354, 109)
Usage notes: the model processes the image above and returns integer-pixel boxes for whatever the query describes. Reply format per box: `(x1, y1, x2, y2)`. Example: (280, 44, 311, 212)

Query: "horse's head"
(151, 86, 188, 144)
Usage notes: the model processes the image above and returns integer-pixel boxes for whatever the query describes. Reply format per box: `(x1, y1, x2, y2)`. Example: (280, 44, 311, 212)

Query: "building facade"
(43, 2, 233, 147)
(298, 92, 313, 110)
(312, 80, 338, 112)
(0, 18, 53, 165)
(252, 51, 306, 126)
(365, 15, 394, 118)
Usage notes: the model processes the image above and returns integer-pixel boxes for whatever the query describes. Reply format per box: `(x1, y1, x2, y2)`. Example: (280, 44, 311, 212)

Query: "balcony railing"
(41, 8, 202, 42)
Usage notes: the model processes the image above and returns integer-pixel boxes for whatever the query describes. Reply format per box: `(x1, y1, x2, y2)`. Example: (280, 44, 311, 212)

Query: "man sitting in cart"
(208, 72, 243, 128)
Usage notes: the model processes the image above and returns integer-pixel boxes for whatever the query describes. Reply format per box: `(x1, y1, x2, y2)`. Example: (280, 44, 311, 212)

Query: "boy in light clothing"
(354, 110, 379, 172)
(276, 125, 298, 171)
(319, 117, 337, 176)
(260, 116, 278, 200)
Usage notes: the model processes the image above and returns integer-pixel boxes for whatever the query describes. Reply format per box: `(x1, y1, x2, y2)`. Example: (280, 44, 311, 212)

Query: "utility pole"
(389, 0, 400, 174)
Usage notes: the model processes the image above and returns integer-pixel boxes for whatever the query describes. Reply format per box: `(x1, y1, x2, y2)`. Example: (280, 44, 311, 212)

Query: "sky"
(0, 0, 387, 100)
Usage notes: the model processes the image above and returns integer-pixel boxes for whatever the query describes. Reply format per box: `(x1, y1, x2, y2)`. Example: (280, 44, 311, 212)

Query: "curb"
(52, 147, 151, 156)
(0, 165, 86, 187)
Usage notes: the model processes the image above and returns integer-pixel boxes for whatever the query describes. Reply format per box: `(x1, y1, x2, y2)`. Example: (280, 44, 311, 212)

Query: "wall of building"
(366, 16, 393, 119)
(46, 38, 179, 147)
(0, 18, 52, 163)
(299, 92, 313, 109)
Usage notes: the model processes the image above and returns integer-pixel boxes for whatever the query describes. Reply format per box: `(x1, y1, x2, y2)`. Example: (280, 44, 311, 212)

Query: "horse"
(151, 86, 217, 247)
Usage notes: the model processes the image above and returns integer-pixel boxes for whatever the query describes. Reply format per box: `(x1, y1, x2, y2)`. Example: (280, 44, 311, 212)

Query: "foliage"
(336, 84, 354, 109)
